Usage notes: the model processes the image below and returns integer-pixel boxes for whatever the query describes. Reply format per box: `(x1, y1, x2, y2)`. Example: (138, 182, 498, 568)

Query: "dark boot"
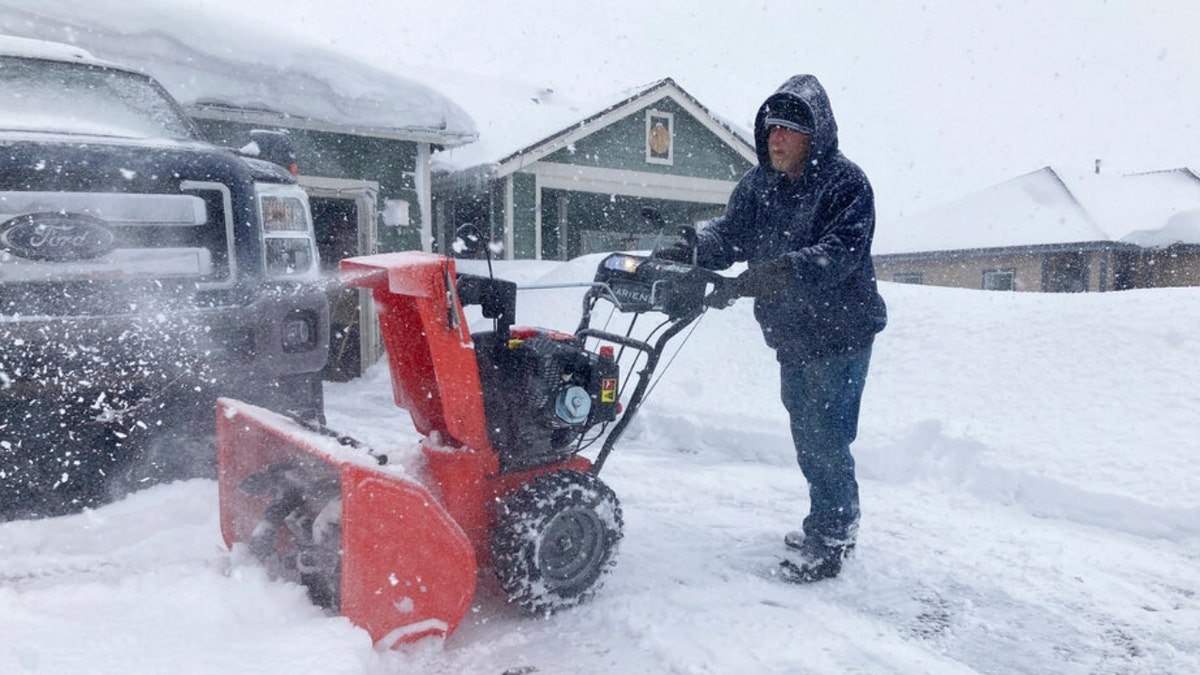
(784, 530, 857, 556)
(778, 536, 853, 583)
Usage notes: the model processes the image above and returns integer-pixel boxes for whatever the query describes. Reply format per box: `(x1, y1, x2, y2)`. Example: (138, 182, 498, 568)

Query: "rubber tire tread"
(492, 470, 623, 615)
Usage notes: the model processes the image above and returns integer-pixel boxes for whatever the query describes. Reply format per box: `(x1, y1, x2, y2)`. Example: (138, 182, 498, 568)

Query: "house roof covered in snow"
(874, 166, 1200, 255)
(0, 3, 477, 146)
(431, 76, 754, 175)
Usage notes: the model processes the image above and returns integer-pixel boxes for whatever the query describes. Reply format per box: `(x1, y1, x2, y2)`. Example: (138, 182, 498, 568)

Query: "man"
(656, 74, 886, 582)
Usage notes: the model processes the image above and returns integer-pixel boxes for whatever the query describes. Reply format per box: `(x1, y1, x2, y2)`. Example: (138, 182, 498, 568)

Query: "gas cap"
(555, 386, 592, 424)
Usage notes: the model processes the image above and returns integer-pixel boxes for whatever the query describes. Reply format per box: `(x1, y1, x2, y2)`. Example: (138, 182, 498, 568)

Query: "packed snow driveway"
(2, 272, 1199, 674)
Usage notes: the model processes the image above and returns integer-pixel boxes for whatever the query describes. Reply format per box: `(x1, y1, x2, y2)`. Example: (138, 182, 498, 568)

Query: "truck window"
(0, 56, 196, 139)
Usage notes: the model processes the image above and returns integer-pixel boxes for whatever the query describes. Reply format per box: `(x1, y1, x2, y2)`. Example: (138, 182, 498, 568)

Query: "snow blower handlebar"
(579, 315, 700, 474)
(582, 252, 723, 321)
(579, 253, 730, 473)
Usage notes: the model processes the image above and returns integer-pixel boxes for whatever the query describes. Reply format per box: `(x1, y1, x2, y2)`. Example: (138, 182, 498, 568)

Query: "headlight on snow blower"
(594, 252, 710, 318)
(601, 253, 644, 275)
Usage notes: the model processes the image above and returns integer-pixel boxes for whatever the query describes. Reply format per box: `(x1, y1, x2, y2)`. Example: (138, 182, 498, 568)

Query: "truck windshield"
(0, 56, 197, 140)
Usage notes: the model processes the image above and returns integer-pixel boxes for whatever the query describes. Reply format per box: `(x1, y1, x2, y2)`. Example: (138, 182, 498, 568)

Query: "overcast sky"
(65, 0, 1200, 222)
(192, 0, 1196, 222)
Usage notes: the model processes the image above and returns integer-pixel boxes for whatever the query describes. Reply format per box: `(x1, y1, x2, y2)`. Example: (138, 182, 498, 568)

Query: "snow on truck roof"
(0, 34, 109, 66)
(0, 6, 477, 147)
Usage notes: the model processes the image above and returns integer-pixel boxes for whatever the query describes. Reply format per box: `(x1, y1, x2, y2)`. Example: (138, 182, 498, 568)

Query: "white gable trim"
(417, 142, 433, 252)
(503, 175, 515, 260)
(492, 80, 755, 179)
(534, 179, 544, 260)
(530, 162, 737, 204)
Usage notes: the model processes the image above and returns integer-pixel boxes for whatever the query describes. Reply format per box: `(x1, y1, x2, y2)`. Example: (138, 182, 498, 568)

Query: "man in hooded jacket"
(657, 74, 886, 582)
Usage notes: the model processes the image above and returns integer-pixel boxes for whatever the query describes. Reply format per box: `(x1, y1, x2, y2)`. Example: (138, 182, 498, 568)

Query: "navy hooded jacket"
(694, 74, 887, 363)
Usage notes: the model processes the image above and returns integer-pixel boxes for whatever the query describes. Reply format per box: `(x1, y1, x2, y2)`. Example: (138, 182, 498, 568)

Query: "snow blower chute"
(218, 249, 728, 647)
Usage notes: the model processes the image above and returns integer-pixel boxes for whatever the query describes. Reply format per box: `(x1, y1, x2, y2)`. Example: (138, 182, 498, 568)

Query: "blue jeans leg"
(779, 346, 872, 545)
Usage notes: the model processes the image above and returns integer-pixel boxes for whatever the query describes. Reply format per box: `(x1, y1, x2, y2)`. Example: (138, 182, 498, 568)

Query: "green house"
(190, 106, 474, 260)
(432, 78, 756, 260)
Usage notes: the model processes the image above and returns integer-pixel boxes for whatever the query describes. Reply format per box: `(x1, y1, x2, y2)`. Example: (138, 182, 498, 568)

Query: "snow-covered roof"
(1126, 208, 1200, 248)
(0, 4, 477, 146)
(432, 76, 753, 175)
(1063, 168, 1200, 244)
(875, 166, 1200, 255)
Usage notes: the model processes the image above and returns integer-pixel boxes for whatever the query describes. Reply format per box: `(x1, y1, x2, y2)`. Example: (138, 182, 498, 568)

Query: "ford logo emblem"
(0, 212, 116, 261)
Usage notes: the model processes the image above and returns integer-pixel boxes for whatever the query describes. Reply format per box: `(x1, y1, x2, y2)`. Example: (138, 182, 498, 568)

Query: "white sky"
(183, 0, 1200, 222)
(5, 0, 1196, 225)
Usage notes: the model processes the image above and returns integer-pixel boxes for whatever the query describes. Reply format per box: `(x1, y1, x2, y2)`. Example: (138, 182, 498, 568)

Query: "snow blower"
(217, 248, 727, 648)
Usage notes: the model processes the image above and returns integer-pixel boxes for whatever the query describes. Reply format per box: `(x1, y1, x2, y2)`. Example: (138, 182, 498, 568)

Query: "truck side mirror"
(249, 129, 298, 175)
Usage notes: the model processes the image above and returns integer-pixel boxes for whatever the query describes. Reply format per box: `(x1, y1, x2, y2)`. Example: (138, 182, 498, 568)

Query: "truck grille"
(0, 182, 236, 318)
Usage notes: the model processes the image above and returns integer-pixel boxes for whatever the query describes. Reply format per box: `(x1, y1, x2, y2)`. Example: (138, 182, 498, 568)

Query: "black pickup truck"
(0, 36, 329, 516)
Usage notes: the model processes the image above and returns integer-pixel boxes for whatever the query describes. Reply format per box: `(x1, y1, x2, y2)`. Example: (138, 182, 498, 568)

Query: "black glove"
(652, 242, 695, 264)
(732, 257, 794, 299)
(703, 279, 740, 309)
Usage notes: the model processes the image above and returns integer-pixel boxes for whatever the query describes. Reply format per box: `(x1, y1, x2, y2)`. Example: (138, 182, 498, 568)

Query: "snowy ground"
(2, 256, 1199, 674)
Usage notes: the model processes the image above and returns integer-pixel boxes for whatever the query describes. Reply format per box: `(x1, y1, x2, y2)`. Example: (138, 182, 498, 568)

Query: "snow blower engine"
(216, 249, 727, 648)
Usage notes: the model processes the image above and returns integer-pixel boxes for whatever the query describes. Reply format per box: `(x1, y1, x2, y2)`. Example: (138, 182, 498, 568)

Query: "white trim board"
(531, 162, 737, 204)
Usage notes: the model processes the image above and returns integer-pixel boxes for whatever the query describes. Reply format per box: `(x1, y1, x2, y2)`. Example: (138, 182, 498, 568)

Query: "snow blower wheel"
(493, 470, 623, 615)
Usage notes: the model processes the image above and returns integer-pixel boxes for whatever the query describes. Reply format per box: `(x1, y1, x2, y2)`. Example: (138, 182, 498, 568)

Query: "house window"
(982, 268, 1016, 291)
(1045, 251, 1088, 292)
(892, 272, 923, 284)
(645, 110, 674, 165)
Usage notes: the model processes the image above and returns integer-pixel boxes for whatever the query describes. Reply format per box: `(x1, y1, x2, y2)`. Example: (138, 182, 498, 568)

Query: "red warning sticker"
(601, 378, 617, 403)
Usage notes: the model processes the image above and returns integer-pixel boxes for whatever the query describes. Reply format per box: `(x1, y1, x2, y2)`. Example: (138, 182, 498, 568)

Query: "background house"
(873, 166, 1200, 292)
(432, 78, 756, 260)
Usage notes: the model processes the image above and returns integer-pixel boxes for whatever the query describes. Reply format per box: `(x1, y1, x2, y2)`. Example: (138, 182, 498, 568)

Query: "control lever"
(679, 225, 698, 266)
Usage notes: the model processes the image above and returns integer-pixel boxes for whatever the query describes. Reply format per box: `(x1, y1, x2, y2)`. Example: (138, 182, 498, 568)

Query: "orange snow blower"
(217, 248, 726, 648)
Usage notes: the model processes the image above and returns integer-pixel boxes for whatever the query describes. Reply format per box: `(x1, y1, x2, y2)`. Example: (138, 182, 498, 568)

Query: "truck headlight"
(257, 183, 319, 279)
(260, 195, 308, 232)
(265, 238, 316, 277)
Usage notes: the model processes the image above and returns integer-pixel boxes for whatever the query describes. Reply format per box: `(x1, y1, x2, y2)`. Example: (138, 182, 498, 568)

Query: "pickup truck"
(0, 36, 329, 517)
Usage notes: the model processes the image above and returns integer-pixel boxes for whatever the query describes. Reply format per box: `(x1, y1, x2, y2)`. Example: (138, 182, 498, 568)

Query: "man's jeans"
(779, 345, 872, 546)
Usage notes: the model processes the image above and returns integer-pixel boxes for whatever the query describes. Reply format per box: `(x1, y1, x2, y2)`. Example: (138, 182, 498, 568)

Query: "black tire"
(492, 470, 623, 615)
(0, 397, 149, 520)
(259, 372, 326, 425)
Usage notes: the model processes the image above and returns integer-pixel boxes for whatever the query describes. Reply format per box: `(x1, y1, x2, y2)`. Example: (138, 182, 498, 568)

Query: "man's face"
(768, 125, 811, 180)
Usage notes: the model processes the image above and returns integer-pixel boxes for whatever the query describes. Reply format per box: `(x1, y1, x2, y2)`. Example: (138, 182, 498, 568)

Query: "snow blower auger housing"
(218, 250, 726, 647)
